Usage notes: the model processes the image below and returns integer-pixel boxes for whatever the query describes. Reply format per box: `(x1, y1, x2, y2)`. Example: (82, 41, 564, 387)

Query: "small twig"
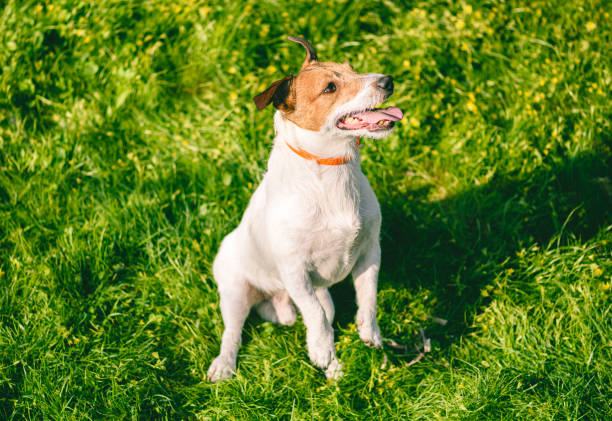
(404, 326, 432, 369)
(382, 324, 467, 374)
(380, 354, 388, 370)
(405, 344, 426, 367)
(427, 315, 448, 326)
(383, 325, 437, 369)
(382, 337, 409, 352)
(419, 326, 431, 353)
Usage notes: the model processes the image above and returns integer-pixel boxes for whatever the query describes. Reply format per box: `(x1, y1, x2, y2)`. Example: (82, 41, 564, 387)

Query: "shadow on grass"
(331, 149, 611, 353)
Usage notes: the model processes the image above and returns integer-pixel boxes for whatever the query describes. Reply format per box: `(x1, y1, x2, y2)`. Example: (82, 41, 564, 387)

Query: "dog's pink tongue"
(353, 107, 404, 123)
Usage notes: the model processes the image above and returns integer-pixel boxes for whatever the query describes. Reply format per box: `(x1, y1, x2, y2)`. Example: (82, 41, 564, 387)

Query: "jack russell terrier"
(207, 36, 403, 381)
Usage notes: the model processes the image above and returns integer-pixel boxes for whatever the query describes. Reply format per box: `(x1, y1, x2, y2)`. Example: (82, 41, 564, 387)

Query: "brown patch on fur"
(283, 61, 363, 131)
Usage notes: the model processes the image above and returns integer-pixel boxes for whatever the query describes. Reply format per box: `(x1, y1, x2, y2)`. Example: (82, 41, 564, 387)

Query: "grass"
(0, 0, 610, 419)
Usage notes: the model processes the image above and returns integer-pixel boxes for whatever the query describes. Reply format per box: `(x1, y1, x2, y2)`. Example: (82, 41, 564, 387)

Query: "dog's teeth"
(376, 120, 390, 127)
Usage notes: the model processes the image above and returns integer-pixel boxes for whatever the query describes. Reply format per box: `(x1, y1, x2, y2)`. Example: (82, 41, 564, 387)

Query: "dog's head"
(254, 36, 403, 140)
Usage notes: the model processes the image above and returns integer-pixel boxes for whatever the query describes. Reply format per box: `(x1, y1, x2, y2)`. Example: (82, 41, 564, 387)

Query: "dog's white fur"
(207, 73, 391, 381)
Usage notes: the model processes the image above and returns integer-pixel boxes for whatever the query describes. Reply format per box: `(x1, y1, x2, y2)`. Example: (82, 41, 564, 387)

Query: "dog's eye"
(323, 82, 336, 94)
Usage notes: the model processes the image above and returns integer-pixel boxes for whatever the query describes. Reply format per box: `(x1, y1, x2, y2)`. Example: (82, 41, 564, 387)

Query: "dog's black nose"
(377, 75, 394, 93)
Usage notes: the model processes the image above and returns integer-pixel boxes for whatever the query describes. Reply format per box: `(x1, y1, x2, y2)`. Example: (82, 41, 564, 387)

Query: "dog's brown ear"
(253, 75, 294, 111)
(288, 36, 318, 69)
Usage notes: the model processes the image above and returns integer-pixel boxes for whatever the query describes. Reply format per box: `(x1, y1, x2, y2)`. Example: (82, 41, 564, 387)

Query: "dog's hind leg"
(208, 240, 262, 382)
(314, 288, 334, 326)
(207, 277, 260, 382)
(271, 290, 297, 325)
(254, 299, 279, 323)
(254, 290, 296, 326)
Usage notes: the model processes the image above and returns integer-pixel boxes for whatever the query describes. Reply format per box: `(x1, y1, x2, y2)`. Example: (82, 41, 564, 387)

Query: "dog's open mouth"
(337, 107, 404, 131)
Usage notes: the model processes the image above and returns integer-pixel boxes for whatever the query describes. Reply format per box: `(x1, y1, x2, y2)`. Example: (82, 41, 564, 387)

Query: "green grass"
(1, 0, 611, 419)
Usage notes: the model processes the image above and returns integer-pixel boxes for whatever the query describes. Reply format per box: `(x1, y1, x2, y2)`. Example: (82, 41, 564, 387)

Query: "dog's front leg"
(280, 266, 342, 379)
(352, 242, 383, 348)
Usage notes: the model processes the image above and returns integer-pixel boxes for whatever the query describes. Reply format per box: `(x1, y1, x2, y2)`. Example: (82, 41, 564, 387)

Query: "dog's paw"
(207, 356, 235, 382)
(324, 358, 344, 380)
(307, 328, 335, 369)
(358, 321, 383, 349)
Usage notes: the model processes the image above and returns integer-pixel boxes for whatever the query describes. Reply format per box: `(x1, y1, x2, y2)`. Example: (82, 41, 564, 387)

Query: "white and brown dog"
(207, 36, 403, 381)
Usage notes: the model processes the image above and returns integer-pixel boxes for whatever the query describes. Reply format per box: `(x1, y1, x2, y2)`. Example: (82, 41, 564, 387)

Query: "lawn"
(0, 0, 610, 419)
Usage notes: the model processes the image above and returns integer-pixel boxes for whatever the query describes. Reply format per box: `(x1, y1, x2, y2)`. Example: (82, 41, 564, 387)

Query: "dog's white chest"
(263, 163, 379, 288)
(307, 199, 366, 286)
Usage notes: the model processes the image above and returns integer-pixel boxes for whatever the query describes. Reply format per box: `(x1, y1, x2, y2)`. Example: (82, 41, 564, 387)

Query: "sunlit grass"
(0, 0, 610, 419)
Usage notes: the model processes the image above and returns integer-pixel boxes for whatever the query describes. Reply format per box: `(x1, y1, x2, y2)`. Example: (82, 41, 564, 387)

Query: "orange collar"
(285, 137, 360, 166)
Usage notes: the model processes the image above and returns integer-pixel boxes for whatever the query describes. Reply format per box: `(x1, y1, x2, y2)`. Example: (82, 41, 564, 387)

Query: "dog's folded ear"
(253, 75, 294, 111)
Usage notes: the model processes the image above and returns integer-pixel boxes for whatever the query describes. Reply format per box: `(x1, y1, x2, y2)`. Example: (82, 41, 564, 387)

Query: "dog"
(207, 36, 403, 381)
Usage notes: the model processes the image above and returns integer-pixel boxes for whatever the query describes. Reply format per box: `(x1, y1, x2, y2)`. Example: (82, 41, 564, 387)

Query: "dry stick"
(404, 326, 431, 367)
(383, 324, 469, 374)
(383, 337, 409, 352)
(381, 324, 432, 368)
(381, 354, 389, 370)
(419, 326, 431, 353)
(405, 346, 425, 368)
(427, 315, 448, 326)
